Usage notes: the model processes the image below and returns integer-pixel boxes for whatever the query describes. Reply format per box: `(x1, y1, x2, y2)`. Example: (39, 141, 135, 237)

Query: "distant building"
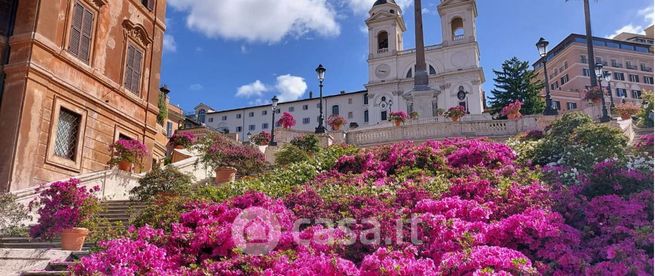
(533, 28, 654, 112)
(0, 0, 172, 192)
(195, 0, 487, 140)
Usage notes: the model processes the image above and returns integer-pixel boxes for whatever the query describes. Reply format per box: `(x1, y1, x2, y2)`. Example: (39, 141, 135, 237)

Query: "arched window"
(332, 105, 340, 115)
(451, 17, 464, 40)
(429, 65, 437, 75)
(377, 31, 389, 50)
(406, 68, 413, 78)
(198, 109, 206, 123)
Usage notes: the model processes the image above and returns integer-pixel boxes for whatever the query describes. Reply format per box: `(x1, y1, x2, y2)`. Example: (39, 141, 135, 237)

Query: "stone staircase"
(0, 200, 145, 275)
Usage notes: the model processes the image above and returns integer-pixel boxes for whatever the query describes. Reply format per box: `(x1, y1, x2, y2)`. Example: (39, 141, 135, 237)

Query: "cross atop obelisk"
(413, 0, 429, 91)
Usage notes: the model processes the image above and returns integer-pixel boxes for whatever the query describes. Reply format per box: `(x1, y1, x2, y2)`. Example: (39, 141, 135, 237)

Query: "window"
(68, 2, 94, 63)
(316, 103, 321, 108)
(616, 88, 627, 97)
(406, 69, 413, 78)
(222, 116, 227, 121)
(236, 114, 242, 119)
(236, 126, 242, 132)
(583, 68, 591, 77)
(613, 72, 625, 81)
(208, 117, 213, 123)
(141, 0, 154, 11)
(429, 65, 437, 75)
(249, 125, 256, 131)
(124, 44, 144, 94)
(580, 55, 588, 64)
(631, 90, 642, 99)
(560, 74, 569, 85)
(348, 98, 353, 104)
(53, 108, 82, 160)
(451, 17, 464, 40)
(566, 102, 577, 110)
(249, 112, 254, 117)
(364, 93, 369, 105)
(262, 123, 269, 129)
(303, 105, 308, 110)
(364, 110, 369, 123)
(380, 111, 387, 121)
(303, 118, 310, 124)
(377, 31, 389, 51)
(198, 109, 206, 123)
(595, 57, 602, 65)
(332, 105, 339, 115)
(262, 110, 267, 116)
(166, 121, 173, 138)
(348, 112, 353, 119)
(553, 101, 561, 110)
(629, 74, 640, 82)
(289, 106, 295, 112)
(644, 76, 654, 84)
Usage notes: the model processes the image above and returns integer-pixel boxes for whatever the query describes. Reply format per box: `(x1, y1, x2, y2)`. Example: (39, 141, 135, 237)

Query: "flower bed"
(71, 136, 653, 275)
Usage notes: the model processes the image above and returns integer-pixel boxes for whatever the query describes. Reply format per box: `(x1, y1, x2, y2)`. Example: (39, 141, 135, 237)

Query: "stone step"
(46, 261, 75, 271)
(21, 271, 70, 276)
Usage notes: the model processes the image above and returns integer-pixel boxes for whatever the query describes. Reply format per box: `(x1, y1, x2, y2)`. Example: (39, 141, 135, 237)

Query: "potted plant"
(409, 111, 419, 120)
(28, 178, 101, 251)
(615, 102, 641, 120)
(444, 106, 467, 122)
(501, 100, 523, 120)
(251, 131, 272, 146)
(109, 139, 148, 172)
(168, 131, 195, 149)
(389, 111, 409, 126)
(277, 112, 296, 129)
(584, 86, 604, 104)
(327, 114, 346, 131)
(198, 134, 267, 185)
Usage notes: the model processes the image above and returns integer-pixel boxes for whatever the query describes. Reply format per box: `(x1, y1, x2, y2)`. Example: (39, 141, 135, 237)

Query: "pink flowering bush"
(500, 100, 523, 120)
(198, 133, 268, 177)
(327, 114, 347, 130)
(389, 111, 409, 124)
(277, 112, 296, 129)
(72, 138, 653, 275)
(167, 131, 195, 148)
(109, 139, 149, 166)
(29, 178, 101, 240)
(251, 131, 272, 146)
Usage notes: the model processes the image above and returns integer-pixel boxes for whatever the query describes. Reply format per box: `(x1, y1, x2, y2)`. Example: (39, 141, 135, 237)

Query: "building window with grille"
(124, 43, 144, 94)
(644, 76, 653, 84)
(166, 121, 173, 137)
(262, 110, 267, 116)
(613, 72, 625, 81)
(332, 105, 339, 115)
(249, 112, 254, 117)
(631, 90, 642, 99)
(364, 110, 369, 123)
(53, 108, 82, 161)
(236, 126, 242, 132)
(629, 74, 640, 82)
(303, 105, 309, 110)
(68, 2, 94, 64)
(262, 123, 269, 129)
(616, 88, 627, 97)
(566, 102, 577, 110)
(249, 125, 256, 131)
(303, 118, 310, 124)
(364, 93, 369, 104)
(380, 111, 387, 121)
(289, 106, 295, 112)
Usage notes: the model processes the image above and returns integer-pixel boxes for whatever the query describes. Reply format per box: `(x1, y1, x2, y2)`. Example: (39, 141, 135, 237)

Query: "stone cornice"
(122, 20, 153, 47)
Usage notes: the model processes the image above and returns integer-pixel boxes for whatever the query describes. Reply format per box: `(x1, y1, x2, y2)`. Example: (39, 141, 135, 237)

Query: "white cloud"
(275, 75, 307, 102)
(168, 0, 340, 43)
(344, 0, 411, 15)
(638, 5, 654, 25)
(237, 80, 269, 98)
(189, 83, 204, 91)
(607, 24, 645, 38)
(163, 34, 177, 52)
(248, 98, 269, 106)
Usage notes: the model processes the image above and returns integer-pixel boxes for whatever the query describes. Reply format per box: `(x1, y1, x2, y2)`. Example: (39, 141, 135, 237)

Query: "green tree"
(488, 57, 545, 116)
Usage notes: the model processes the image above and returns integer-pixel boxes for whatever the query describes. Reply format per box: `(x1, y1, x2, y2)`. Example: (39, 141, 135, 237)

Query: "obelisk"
(413, 0, 429, 91)
(408, 0, 438, 118)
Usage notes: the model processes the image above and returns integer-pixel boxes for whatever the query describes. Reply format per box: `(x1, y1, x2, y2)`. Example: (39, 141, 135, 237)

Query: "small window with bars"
(141, 0, 154, 11)
(54, 108, 82, 160)
(68, 2, 94, 63)
(124, 43, 144, 94)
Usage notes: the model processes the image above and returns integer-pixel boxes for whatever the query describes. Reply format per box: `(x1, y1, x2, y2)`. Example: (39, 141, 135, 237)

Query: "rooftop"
(206, 90, 368, 114)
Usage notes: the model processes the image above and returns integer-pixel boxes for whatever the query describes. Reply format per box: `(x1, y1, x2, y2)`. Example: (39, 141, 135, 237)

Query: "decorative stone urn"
(61, 227, 89, 251)
(215, 167, 237, 185)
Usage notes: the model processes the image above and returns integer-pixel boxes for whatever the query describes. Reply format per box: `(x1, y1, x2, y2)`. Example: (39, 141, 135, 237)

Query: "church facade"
(197, 0, 486, 138)
(365, 0, 484, 122)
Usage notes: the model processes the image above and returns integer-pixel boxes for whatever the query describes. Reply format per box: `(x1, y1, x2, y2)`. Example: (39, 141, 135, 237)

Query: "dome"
(373, 0, 397, 7)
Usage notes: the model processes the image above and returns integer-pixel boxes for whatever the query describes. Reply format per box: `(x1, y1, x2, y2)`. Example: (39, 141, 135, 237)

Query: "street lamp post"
(595, 63, 610, 122)
(536, 37, 558, 115)
(315, 64, 327, 134)
(246, 132, 252, 145)
(604, 72, 615, 109)
(269, 96, 279, 146)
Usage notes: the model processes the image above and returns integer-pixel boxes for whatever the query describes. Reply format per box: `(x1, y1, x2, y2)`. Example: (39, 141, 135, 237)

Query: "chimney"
(309, 91, 313, 99)
(340, 90, 345, 94)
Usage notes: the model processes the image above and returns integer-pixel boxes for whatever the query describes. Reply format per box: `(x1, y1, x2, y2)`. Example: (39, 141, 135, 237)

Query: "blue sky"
(161, 0, 653, 112)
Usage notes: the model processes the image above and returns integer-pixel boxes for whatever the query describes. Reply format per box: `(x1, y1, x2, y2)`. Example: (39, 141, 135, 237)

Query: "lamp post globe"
(269, 96, 279, 146)
(537, 37, 558, 115)
(315, 64, 327, 133)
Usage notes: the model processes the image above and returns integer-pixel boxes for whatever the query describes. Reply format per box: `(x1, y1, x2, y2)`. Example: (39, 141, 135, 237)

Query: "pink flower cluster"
(73, 138, 653, 275)
(251, 131, 272, 146)
(278, 112, 296, 129)
(29, 178, 100, 240)
(110, 139, 148, 164)
(500, 100, 523, 119)
(389, 111, 409, 123)
(167, 131, 195, 148)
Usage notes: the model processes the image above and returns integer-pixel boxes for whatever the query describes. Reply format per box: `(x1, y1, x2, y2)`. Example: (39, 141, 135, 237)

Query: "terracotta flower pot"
(620, 114, 632, 120)
(332, 125, 342, 131)
(60, 227, 89, 251)
(507, 112, 522, 120)
(215, 167, 237, 185)
(174, 145, 184, 149)
(117, 160, 132, 171)
(394, 120, 402, 127)
(451, 117, 461, 122)
(592, 98, 601, 104)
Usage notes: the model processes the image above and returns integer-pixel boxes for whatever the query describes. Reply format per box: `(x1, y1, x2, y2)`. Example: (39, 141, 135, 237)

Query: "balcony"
(454, 34, 465, 41)
(640, 65, 653, 72)
(377, 48, 389, 54)
(611, 62, 623, 68)
(626, 64, 638, 70)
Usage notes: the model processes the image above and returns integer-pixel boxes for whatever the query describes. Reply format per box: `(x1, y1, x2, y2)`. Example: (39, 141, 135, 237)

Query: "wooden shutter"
(132, 47, 143, 93)
(79, 8, 93, 62)
(124, 45, 134, 90)
(68, 3, 83, 56)
(147, 0, 154, 11)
